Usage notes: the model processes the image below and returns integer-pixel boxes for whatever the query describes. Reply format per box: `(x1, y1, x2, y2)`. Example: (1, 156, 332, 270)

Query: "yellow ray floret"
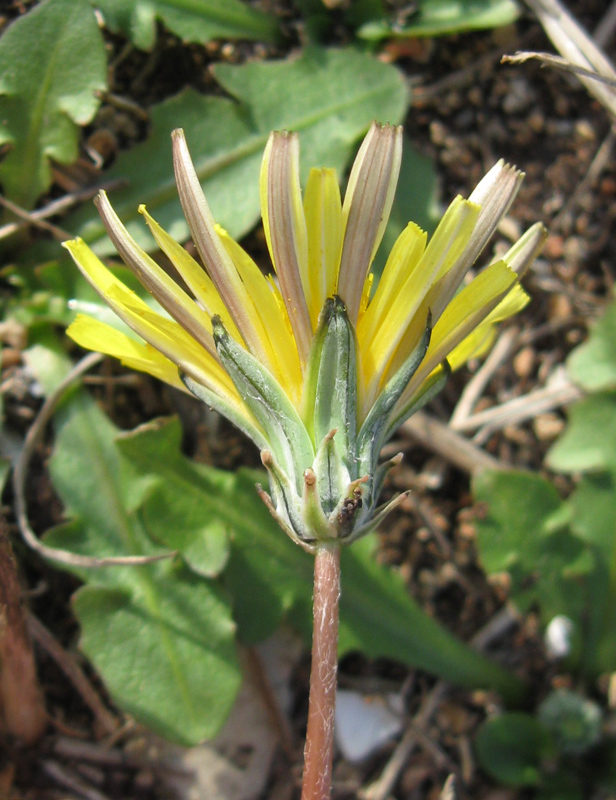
(303, 167, 343, 329)
(67, 315, 188, 392)
(64, 240, 244, 409)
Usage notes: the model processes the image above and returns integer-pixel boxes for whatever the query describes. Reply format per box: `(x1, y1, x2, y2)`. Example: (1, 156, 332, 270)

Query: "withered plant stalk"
(0, 521, 46, 744)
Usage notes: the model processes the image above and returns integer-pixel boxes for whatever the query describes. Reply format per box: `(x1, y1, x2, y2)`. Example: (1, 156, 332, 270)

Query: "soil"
(1, 0, 616, 798)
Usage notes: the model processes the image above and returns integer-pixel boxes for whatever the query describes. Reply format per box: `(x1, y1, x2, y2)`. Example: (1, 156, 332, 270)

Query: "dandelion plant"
(65, 122, 545, 800)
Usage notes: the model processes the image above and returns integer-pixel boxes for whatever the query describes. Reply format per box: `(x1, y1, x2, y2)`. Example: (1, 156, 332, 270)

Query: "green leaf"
(0, 458, 10, 496)
(567, 294, 616, 391)
(570, 472, 616, 560)
(222, 469, 315, 643)
(0, 0, 106, 209)
(338, 536, 523, 700)
(64, 47, 409, 256)
(358, 0, 520, 40)
(23, 328, 74, 395)
(44, 394, 241, 744)
(94, 0, 279, 51)
(475, 712, 553, 787)
(547, 392, 616, 474)
(567, 473, 616, 675)
(73, 570, 237, 744)
(473, 470, 589, 622)
(538, 689, 602, 756)
(592, 738, 616, 792)
(120, 418, 522, 698)
(116, 418, 231, 578)
(114, 418, 308, 642)
(534, 773, 584, 800)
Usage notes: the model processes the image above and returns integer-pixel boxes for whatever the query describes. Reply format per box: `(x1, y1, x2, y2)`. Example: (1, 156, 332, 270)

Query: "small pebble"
(429, 121, 447, 146)
(533, 413, 565, 441)
(527, 110, 544, 134)
(458, 522, 476, 541)
(513, 346, 535, 378)
(1, 348, 22, 369)
(502, 78, 535, 114)
(497, 216, 521, 241)
(574, 119, 595, 141)
(563, 236, 587, 269)
(544, 234, 564, 259)
(467, 86, 482, 106)
(503, 425, 533, 445)
(544, 615, 574, 658)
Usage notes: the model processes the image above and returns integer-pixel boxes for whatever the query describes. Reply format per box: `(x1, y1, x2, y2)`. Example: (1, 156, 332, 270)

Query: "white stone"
(335, 689, 404, 763)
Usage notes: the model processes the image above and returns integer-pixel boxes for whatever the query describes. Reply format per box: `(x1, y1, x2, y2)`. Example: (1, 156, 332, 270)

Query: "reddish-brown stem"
(301, 543, 341, 800)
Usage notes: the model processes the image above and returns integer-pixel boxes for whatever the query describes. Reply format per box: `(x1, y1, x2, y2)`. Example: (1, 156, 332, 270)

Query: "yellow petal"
(399, 260, 518, 405)
(357, 221, 426, 351)
(360, 197, 479, 406)
(303, 167, 343, 327)
(64, 239, 237, 402)
(67, 314, 188, 392)
(139, 205, 240, 341)
(446, 281, 530, 369)
(446, 326, 498, 371)
(95, 192, 217, 358)
(216, 225, 303, 404)
(64, 238, 153, 316)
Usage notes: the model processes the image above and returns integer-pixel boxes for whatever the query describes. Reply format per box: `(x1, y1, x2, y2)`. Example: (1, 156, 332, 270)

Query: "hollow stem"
(301, 542, 341, 800)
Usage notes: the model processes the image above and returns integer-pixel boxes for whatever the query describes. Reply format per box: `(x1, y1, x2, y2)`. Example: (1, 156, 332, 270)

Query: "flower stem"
(301, 543, 341, 800)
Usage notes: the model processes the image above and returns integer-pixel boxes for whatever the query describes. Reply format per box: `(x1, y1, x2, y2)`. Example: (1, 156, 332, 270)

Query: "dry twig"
(401, 412, 506, 474)
(41, 760, 112, 800)
(0, 180, 125, 241)
(502, 50, 616, 89)
(27, 612, 118, 737)
(451, 367, 581, 436)
(522, 0, 616, 118)
(450, 327, 520, 429)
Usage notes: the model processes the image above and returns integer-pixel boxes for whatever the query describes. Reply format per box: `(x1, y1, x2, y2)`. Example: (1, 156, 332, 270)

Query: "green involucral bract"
(218, 295, 431, 551)
(213, 297, 429, 550)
